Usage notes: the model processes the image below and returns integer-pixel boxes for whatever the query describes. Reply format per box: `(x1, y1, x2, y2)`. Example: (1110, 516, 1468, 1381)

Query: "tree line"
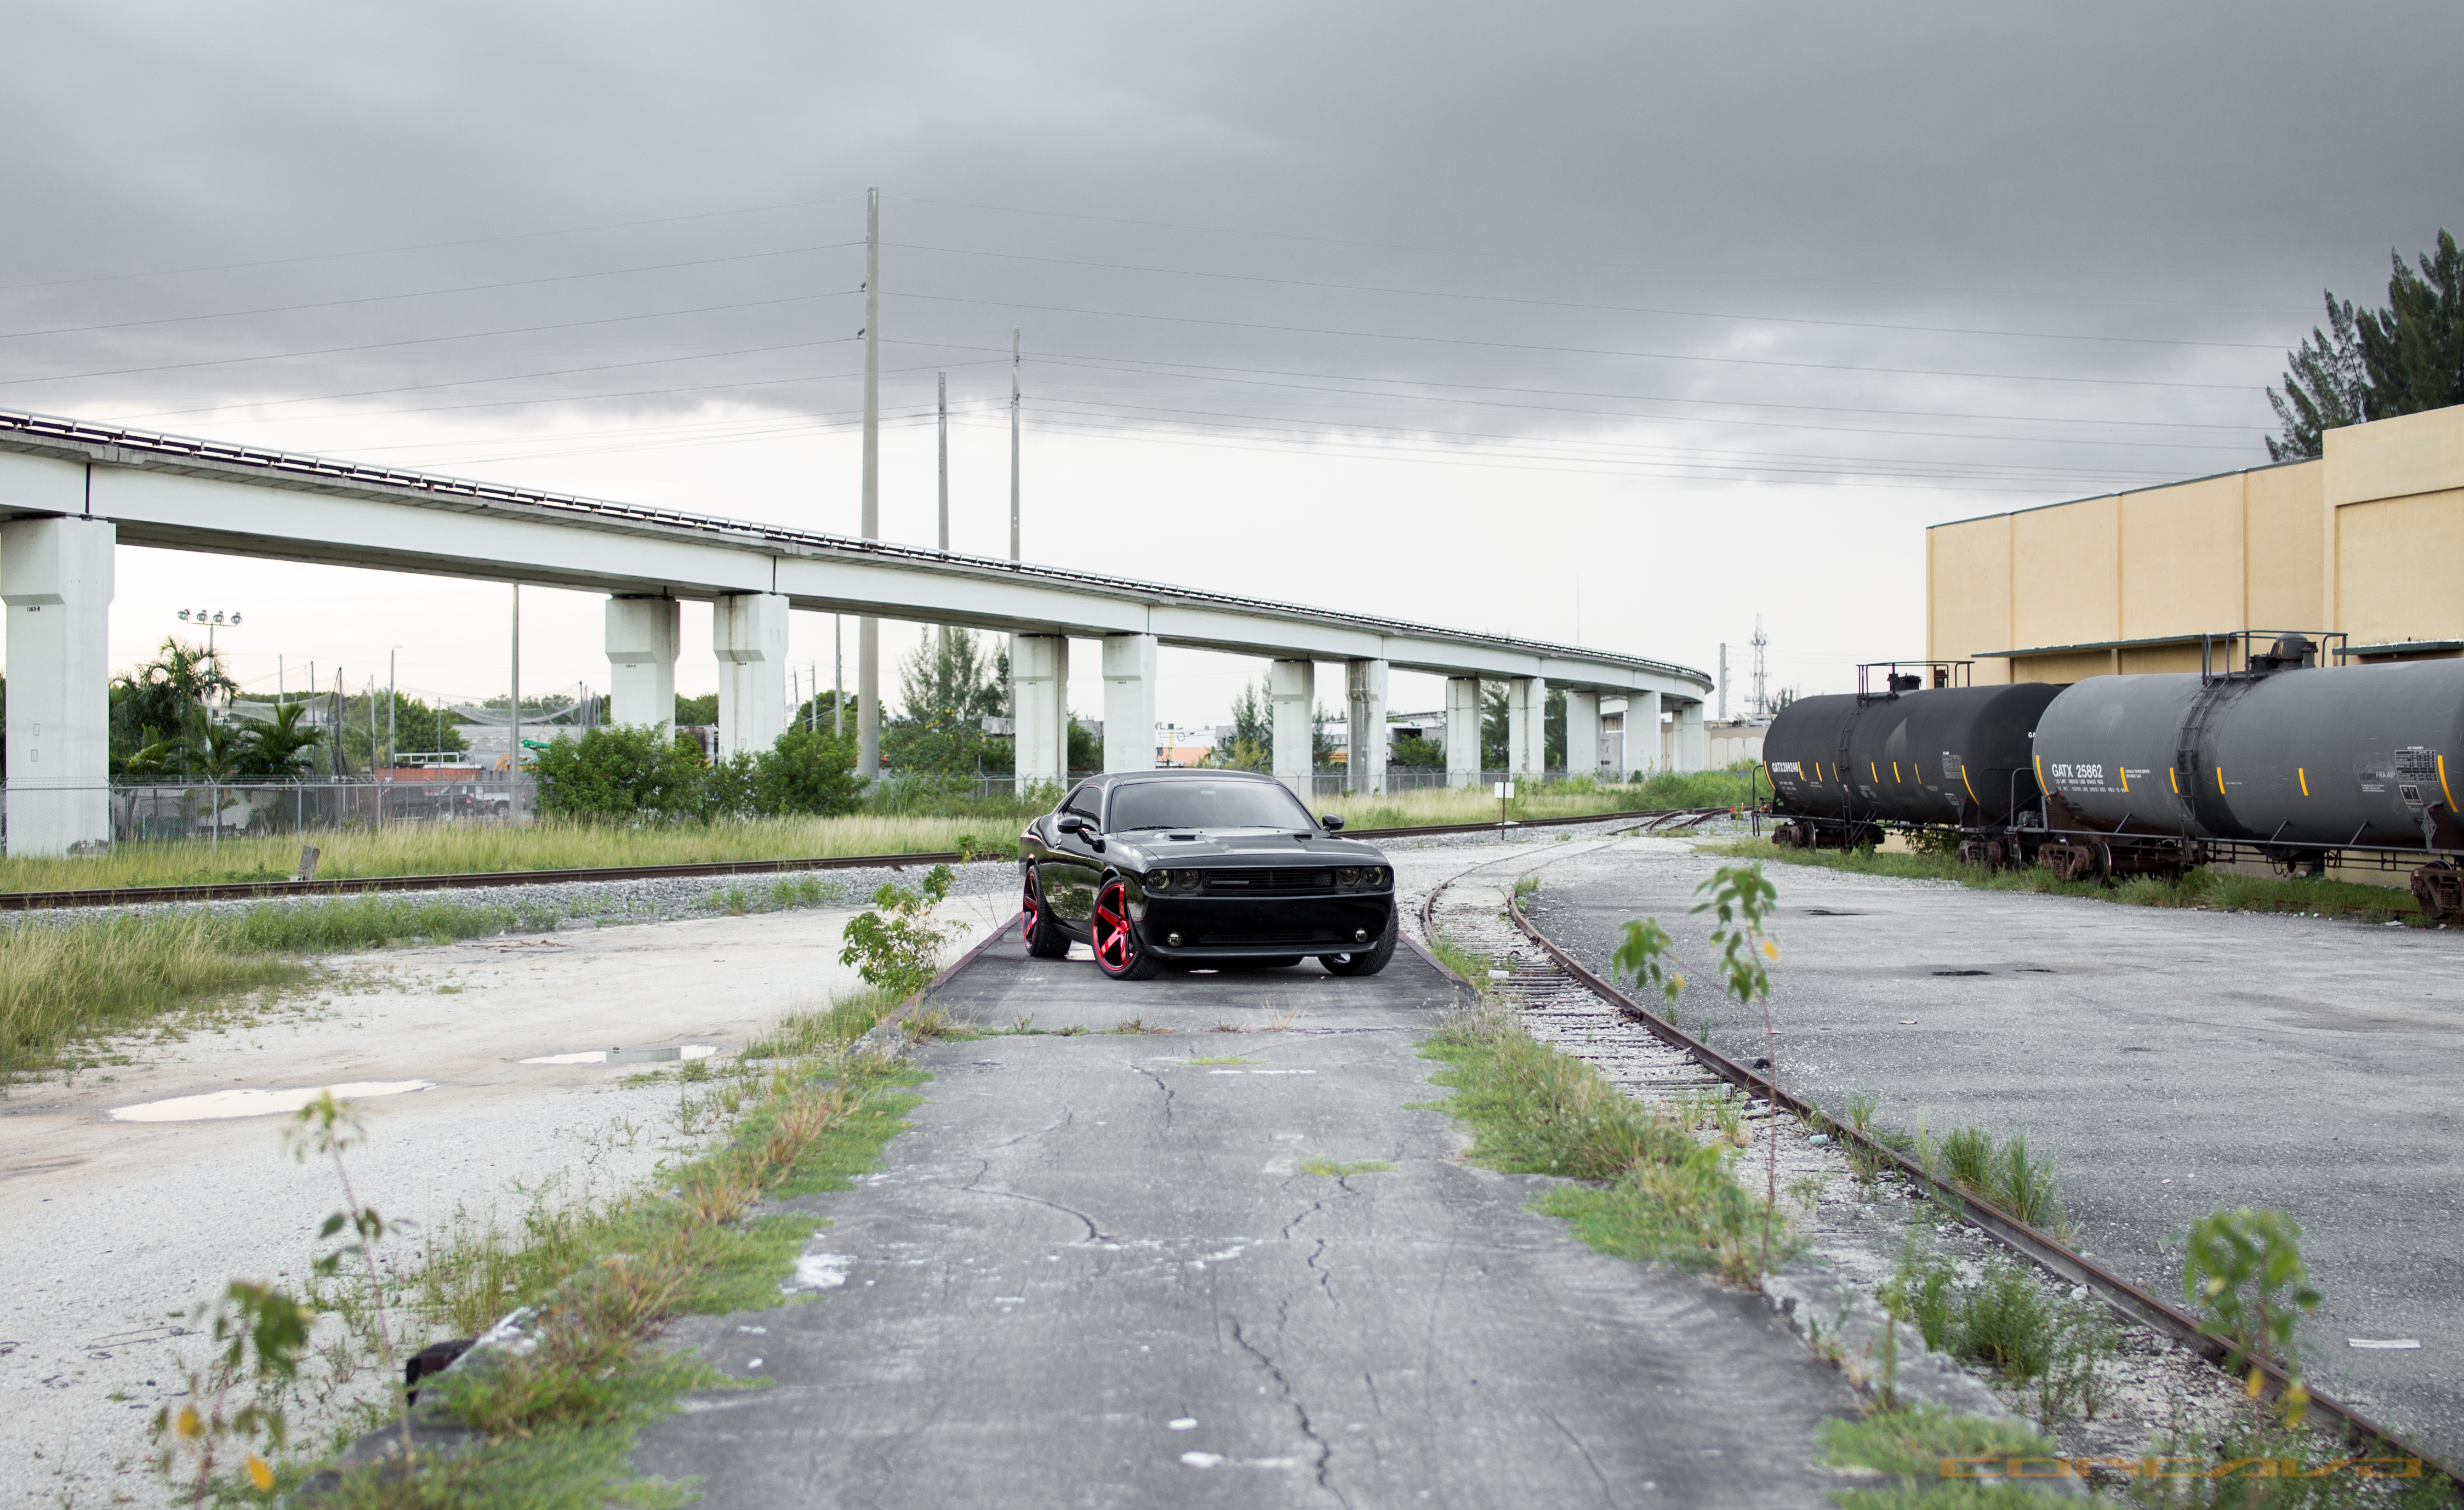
(2269, 229, 2463, 461)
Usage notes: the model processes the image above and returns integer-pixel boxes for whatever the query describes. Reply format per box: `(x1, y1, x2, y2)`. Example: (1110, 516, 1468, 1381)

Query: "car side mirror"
(1057, 814, 1090, 836)
(1320, 813, 1345, 831)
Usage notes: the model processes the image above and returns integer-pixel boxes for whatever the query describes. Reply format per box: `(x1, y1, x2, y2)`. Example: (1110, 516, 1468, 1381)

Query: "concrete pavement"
(1515, 842, 2464, 1467)
(631, 930, 1864, 1508)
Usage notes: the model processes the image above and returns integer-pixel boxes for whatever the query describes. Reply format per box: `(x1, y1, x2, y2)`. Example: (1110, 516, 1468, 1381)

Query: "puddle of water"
(519, 1045, 718, 1066)
(109, 1080, 431, 1123)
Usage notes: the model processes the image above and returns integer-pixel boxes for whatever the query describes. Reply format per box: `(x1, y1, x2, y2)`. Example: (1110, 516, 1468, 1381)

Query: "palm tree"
(238, 702, 324, 777)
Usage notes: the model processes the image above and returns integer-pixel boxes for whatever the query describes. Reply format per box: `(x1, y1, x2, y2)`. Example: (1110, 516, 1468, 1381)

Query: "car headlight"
(1176, 869, 1200, 888)
(1147, 869, 1172, 889)
(1337, 867, 1359, 886)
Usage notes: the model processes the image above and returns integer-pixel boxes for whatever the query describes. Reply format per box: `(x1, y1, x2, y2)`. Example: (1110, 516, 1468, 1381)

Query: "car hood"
(1103, 827, 1389, 867)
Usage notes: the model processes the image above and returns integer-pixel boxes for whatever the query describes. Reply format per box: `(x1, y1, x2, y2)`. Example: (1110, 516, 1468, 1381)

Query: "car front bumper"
(1131, 892, 1393, 960)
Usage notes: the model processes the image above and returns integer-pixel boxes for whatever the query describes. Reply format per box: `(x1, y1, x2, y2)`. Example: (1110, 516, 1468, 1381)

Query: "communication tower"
(1749, 616, 1770, 720)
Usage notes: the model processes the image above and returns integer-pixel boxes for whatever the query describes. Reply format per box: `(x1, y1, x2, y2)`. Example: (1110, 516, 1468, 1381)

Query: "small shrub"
(2183, 1206, 2322, 1420)
(836, 865, 956, 999)
(1957, 1259, 2058, 1380)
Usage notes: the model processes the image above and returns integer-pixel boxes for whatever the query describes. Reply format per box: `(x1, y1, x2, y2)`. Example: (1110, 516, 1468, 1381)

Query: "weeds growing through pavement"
(175, 981, 927, 1503)
(1422, 999, 1786, 1283)
(1298, 1158, 1395, 1177)
(837, 864, 955, 999)
(149, 1281, 313, 1505)
(1611, 862, 1784, 1276)
(2182, 1207, 2323, 1427)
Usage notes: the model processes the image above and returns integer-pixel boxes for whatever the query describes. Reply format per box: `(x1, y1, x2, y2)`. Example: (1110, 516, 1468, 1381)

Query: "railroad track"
(1411, 839, 2459, 1485)
(0, 805, 1735, 913)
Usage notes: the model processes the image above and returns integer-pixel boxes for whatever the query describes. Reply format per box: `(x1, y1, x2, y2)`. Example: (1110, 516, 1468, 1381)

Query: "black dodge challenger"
(1017, 769, 1399, 981)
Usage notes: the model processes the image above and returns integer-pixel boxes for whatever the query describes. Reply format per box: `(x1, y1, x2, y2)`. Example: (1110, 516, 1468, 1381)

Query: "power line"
(885, 193, 2316, 315)
(0, 193, 866, 296)
(886, 287, 2263, 392)
(0, 287, 860, 390)
(0, 240, 861, 343)
(883, 240, 2285, 351)
(1030, 361, 2254, 455)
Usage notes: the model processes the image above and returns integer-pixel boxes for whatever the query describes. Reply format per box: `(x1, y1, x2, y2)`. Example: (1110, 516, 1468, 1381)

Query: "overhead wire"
(884, 193, 2316, 315)
(882, 240, 2284, 351)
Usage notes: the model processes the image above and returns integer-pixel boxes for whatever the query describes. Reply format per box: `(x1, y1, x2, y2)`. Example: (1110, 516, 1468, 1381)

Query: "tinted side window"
(1062, 784, 1099, 819)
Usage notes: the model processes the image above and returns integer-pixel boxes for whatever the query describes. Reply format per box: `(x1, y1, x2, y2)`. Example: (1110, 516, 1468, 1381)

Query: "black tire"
(1022, 867, 1072, 958)
(1319, 908, 1399, 977)
(1092, 877, 1163, 981)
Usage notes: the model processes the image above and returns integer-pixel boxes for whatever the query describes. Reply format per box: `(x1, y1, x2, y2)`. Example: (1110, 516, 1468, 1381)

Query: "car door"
(1038, 782, 1105, 927)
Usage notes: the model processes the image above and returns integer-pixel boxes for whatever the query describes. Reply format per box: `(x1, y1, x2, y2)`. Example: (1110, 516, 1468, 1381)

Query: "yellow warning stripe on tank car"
(2216, 765, 2227, 794)
(1892, 761, 1902, 783)
(2119, 763, 2129, 793)
(1961, 765, 1977, 802)
(2442, 754, 2455, 810)
(2298, 767, 2309, 796)
(2034, 754, 2045, 788)
(2168, 767, 2179, 794)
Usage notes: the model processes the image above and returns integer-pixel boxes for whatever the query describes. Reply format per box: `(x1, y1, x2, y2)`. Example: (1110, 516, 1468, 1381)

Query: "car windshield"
(1107, 780, 1316, 832)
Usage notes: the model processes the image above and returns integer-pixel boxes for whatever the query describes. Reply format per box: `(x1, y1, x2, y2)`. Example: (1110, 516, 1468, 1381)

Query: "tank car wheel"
(1092, 879, 1162, 981)
(1022, 868, 1072, 958)
(2410, 863, 2462, 922)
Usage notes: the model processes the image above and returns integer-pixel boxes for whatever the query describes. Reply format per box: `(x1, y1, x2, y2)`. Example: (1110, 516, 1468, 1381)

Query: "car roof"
(1080, 769, 1281, 788)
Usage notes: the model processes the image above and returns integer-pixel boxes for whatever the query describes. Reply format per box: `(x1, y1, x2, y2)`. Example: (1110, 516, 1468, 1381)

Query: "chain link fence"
(106, 777, 537, 841)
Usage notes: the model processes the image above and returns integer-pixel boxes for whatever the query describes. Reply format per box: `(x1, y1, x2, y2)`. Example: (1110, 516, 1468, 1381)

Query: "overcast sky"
(3, 1, 2455, 728)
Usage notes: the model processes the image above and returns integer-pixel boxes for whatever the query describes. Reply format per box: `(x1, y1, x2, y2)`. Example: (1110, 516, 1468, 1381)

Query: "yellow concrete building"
(1927, 404, 2464, 683)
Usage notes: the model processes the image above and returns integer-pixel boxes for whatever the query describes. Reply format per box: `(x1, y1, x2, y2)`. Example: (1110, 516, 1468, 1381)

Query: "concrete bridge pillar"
(1564, 690, 1601, 780)
(1674, 698, 1708, 773)
(604, 596, 679, 734)
(1619, 691, 1662, 782)
(1102, 634, 1156, 774)
(1506, 677, 1545, 782)
(1344, 659, 1387, 795)
(1444, 676, 1482, 789)
(1269, 659, 1315, 800)
(712, 593, 789, 757)
(3, 517, 116, 857)
(1013, 634, 1070, 790)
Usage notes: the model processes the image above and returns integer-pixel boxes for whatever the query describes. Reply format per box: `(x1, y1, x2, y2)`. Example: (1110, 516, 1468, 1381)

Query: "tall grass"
(0, 896, 558, 1079)
(4, 768, 1758, 895)
(1724, 839, 2429, 922)
(1326, 766, 1758, 830)
(0, 811, 1022, 894)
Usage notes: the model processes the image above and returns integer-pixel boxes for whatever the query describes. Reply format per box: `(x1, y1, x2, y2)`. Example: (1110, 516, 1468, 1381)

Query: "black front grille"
(1198, 928, 1334, 945)
(1201, 869, 1334, 892)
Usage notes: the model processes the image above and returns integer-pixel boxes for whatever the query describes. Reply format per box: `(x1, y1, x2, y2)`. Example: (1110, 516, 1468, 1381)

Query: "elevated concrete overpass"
(0, 407, 1711, 854)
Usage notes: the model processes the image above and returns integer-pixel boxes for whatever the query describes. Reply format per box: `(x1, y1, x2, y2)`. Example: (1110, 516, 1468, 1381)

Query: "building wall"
(1926, 407, 2463, 684)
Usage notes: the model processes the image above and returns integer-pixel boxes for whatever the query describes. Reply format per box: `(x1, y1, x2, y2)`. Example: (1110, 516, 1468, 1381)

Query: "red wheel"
(1092, 878, 1161, 981)
(1022, 867, 1070, 958)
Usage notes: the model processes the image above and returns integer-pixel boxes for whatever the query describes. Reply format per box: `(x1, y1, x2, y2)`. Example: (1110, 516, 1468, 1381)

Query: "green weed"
(1424, 1006, 1786, 1282)
(1298, 1158, 1394, 1177)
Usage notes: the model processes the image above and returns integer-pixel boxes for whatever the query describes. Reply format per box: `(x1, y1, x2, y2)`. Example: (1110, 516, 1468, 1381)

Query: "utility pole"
(1008, 329, 1020, 562)
(858, 186, 881, 777)
(1749, 615, 1769, 720)
(938, 369, 950, 668)
(510, 584, 522, 778)
(1718, 643, 1728, 721)
(834, 614, 845, 739)
(387, 646, 401, 766)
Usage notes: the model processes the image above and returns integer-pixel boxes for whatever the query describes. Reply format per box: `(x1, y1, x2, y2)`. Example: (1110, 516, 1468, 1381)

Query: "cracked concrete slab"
(630, 932, 1864, 1508)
